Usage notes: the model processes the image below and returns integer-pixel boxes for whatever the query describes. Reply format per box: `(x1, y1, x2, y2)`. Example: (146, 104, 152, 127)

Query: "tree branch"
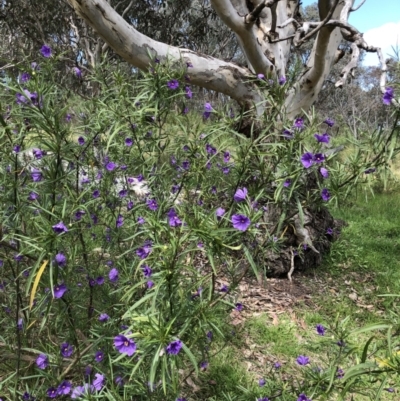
(68, 0, 264, 110)
(211, 0, 274, 75)
(295, 0, 340, 46)
(350, 0, 367, 12)
(244, 0, 280, 25)
(335, 42, 359, 87)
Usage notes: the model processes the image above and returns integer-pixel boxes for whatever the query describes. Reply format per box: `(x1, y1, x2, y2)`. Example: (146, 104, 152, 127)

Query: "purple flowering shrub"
(0, 50, 399, 401)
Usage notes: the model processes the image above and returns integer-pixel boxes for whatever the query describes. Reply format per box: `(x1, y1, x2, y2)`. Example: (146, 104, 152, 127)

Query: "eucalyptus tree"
(66, 0, 391, 117)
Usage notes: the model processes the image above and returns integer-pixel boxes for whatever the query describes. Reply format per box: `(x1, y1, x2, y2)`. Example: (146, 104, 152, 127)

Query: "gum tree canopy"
(68, 0, 388, 117)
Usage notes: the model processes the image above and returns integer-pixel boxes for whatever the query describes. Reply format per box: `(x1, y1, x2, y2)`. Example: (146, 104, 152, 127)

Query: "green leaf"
(361, 335, 375, 363)
(350, 323, 390, 336)
(181, 342, 198, 376)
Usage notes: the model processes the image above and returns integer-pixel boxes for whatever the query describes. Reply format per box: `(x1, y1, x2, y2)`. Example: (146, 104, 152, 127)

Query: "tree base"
(263, 206, 345, 277)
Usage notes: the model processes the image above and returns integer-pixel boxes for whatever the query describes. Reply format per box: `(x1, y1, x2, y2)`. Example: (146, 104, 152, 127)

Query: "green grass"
(191, 188, 400, 400)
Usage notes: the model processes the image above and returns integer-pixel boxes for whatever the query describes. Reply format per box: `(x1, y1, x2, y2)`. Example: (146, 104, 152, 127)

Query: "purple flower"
(78, 136, 85, 145)
(166, 339, 183, 355)
(106, 161, 117, 171)
(54, 252, 67, 267)
(336, 368, 344, 378)
(167, 79, 179, 90)
(185, 86, 192, 99)
(146, 199, 158, 211)
(16, 92, 28, 105)
(320, 167, 329, 178)
(94, 350, 104, 362)
(54, 283, 67, 298)
(17, 318, 23, 330)
(57, 380, 72, 395)
(182, 160, 190, 170)
(297, 394, 312, 401)
(215, 208, 225, 220)
(233, 187, 248, 202)
(258, 398, 270, 401)
(257, 73, 265, 79)
(365, 167, 376, 174)
(314, 133, 330, 143)
(147, 280, 154, 289)
(235, 303, 243, 311)
(52, 221, 68, 235)
(36, 353, 49, 369)
(294, 118, 304, 129)
(223, 151, 230, 163)
(13, 145, 21, 153)
(316, 324, 325, 336)
(33, 148, 45, 159)
(283, 179, 291, 187)
(384, 388, 395, 393)
(326, 227, 333, 235)
(136, 241, 152, 259)
(71, 385, 87, 399)
(125, 137, 133, 146)
(75, 210, 85, 220)
(258, 378, 266, 387)
(47, 387, 58, 398)
(116, 214, 124, 228)
(203, 103, 212, 119)
(22, 391, 33, 400)
(28, 191, 39, 201)
(278, 76, 286, 85)
(73, 66, 82, 78)
(93, 373, 105, 391)
(60, 342, 73, 357)
(99, 313, 110, 322)
(301, 152, 314, 168)
(206, 143, 217, 155)
(138, 216, 145, 224)
(95, 276, 104, 286)
(200, 361, 209, 370)
(114, 334, 137, 356)
(321, 188, 330, 201)
(92, 189, 100, 198)
(167, 208, 182, 227)
(115, 376, 124, 387)
(232, 214, 251, 231)
(313, 153, 325, 163)
(296, 355, 310, 366)
(20, 72, 30, 82)
(383, 87, 394, 105)
(109, 268, 119, 283)
(40, 45, 52, 58)
(282, 129, 294, 139)
(324, 118, 335, 127)
(127, 201, 134, 210)
(31, 168, 42, 182)
(274, 362, 281, 369)
(142, 265, 152, 278)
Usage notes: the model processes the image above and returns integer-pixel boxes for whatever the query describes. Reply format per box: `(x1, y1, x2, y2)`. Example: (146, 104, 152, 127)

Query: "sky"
(301, 0, 400, 66)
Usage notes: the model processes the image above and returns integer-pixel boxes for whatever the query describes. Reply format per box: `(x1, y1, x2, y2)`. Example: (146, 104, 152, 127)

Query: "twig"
(287, 247, 295, 282)
(295, 0, 340, 46)
(244, 0, 280, 24)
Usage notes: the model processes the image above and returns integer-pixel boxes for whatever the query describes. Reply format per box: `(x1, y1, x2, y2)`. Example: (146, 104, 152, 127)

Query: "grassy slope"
(190, 189, 400, 401)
